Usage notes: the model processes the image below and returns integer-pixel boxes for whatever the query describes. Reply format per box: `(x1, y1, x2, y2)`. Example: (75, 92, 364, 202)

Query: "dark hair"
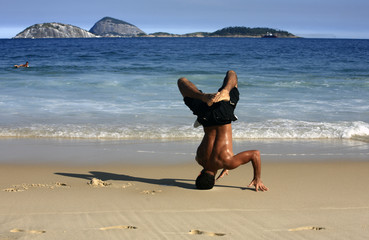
(196, 170, 215, 190)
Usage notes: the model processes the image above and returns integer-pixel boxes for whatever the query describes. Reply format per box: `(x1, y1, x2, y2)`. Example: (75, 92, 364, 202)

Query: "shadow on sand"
(54, 171, 251, 191)
(55, 171, 196, 189)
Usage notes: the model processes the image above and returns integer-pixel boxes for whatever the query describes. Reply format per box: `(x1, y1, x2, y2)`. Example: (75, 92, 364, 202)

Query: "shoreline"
(0, 137, 367, 166)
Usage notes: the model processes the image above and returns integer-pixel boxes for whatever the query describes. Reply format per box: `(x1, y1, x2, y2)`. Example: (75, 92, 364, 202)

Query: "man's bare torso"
(196, 123, 234, 172)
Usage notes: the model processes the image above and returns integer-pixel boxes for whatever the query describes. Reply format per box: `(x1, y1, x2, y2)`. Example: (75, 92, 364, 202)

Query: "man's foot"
(213, 89, 230, 103)
(202, 93, 218, 106)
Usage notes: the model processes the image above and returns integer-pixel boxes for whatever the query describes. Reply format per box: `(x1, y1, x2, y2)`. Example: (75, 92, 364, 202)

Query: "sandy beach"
(0, 139, 368, 240)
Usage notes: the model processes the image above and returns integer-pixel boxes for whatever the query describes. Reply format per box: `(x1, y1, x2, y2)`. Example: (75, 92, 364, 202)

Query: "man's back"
(196, 124, 234, 172)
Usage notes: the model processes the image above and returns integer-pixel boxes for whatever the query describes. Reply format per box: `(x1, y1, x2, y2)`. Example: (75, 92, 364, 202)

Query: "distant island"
(14, 22, 96, 38)
(148, 27, 296, 38)
(89, 17, 146, 37)
(13, 17, 298, 39)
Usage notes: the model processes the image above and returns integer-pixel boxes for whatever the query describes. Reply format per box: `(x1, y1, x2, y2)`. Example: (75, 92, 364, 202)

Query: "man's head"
(196, 170, 215, 190)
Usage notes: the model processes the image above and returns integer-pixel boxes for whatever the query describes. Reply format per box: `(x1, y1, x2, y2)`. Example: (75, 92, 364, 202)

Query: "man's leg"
(177, 77, 217, 106)
(221, 70, 238, 90)
(213, 70, 238, 103)
(177, 77, 202, 98)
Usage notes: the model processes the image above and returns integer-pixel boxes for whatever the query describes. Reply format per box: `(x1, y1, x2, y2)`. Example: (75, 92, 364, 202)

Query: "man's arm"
(222, 150, 269, 192)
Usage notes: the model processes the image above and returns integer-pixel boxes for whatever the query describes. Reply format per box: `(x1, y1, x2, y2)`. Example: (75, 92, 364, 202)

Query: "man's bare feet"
(213, 89, 230, 103)
(202, 93, 218, 106)
(201, 88, 231, 106)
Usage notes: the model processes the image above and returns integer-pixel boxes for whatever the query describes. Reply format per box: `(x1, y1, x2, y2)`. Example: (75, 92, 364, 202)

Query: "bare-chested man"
(178, 70, 268, 191)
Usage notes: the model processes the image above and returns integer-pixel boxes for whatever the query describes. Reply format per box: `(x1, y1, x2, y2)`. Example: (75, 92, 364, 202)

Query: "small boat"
(262, 32, 277, 38)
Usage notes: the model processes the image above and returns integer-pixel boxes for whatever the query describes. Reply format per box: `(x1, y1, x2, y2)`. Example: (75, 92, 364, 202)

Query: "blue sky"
(1, 0, 369, 39)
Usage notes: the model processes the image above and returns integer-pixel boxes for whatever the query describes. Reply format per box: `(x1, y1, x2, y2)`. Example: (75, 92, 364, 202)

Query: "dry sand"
(1, 159, 369, 239)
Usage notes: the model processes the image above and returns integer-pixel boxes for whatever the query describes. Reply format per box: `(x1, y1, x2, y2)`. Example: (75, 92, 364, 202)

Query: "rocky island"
(13, 17, 298, 39)
(14, 23, 96, 38)
(89, 17, 146, 37)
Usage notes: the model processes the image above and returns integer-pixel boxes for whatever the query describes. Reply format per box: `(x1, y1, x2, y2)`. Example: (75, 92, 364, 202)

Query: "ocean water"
(0, 38, 369, 142)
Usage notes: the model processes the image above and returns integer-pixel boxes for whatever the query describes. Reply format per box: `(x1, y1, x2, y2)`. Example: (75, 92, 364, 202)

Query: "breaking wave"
(1, 120, 368, 142)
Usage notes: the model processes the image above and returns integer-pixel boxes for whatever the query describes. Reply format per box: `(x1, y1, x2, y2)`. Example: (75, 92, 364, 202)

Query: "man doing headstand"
(178, 70, 268, 191)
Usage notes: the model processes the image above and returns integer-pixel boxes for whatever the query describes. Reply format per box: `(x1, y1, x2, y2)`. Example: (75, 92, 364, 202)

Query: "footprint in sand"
(88, 178, 111, 187)
(100, 225, 137, 231)
(288, 226, 326, 231)
(189, 229, 226, 237)
(10, 228, 46, 234)
(3, 182, 70, 192)
(121, 182, 133, 189)
(141, 190, 162, 195)
(2, 187, 24, 192)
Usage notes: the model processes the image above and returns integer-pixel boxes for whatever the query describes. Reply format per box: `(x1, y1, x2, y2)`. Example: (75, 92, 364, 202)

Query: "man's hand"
(216, 169, 229, 180)
(247, 178, 269, 192)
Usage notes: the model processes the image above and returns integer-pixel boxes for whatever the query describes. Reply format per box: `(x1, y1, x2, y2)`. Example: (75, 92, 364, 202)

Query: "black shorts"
(184, 87, 239, 127)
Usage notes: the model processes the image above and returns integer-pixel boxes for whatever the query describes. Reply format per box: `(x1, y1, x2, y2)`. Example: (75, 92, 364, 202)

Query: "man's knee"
(227, 70, 237, 77)
(177, 77, 188, 87)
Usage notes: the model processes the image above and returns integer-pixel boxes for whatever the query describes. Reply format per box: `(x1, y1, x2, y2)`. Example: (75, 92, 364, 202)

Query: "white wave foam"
(0, 124, 203, 140)
(233, 120, 369, 140)
(0, 120, 368, 142)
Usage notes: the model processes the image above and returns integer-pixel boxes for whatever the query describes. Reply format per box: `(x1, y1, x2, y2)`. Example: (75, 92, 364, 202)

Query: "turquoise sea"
(0, 38, 368, 144)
